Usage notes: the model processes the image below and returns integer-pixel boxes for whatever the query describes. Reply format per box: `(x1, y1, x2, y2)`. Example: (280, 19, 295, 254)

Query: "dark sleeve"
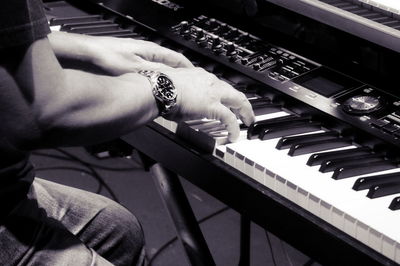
(0, 0, 50, 49)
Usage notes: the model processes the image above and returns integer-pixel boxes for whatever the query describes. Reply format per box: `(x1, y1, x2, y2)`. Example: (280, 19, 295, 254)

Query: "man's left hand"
(91, 37, 194, 75)
(49, 32, 194, 75)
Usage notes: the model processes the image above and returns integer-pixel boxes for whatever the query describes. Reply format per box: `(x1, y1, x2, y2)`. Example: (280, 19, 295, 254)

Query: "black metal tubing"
(149, 161, 216, 266)
(238, 216, 251, 266)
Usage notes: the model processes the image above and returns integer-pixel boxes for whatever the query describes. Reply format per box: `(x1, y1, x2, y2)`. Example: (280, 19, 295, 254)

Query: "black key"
(332, 160, 398, 180)
(341, 5, 362, 12)
(362, 13, 384, 20)
(67, 24, 120, 34)
(353, 172, 400, 191)
(109, 33, 144, 39)
(253, 103, 282, 116)
(319, 154, 384, 173)
(351, 9, 372, 16)
(259, 121, 321, 140)
(50, 15, 103, 26)
(288, 137, 352, 156)
(249, 97, 271, 105)
(247, 114, 300, 139)
(60, 20, 114, 31)
(276, 131, 338, 150)
(307, 147, 371, 166)
(367, 182, 400, 198)
(249, 97, 282, 113)
(389, 197, 400, 210)
(88, 30, 134, 37)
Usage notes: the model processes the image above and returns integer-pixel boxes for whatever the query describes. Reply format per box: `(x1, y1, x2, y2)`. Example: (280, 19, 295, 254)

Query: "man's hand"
(163, 67, 255, 142)
(49, 32, 194, 75)
(90, 37, 194, 75)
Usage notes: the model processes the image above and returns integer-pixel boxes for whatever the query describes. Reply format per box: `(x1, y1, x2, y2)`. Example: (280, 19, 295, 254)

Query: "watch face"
(157, 75, 176, 100)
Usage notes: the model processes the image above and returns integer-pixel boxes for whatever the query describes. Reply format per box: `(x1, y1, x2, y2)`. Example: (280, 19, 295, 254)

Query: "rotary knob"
(208, 18, 219, 31)
(342, 94, 384, 115)
(195, 29, 208, 47)
(179, 21, 189, 33)
(225, 42, 235, 54)
(212, 44, 223, 54)
(211, 35, 220, 47)
(195, 28, 204, 38)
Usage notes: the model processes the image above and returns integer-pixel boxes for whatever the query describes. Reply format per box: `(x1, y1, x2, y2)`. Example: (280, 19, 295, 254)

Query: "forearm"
(35, 69, 159, 147)
(10, 37, 159, 149)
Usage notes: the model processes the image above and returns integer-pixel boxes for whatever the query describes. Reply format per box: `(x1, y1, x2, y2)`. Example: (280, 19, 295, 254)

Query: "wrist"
(137, 70, 178, 118)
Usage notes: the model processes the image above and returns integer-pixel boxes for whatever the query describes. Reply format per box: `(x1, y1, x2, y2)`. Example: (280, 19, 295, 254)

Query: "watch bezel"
(139, 70, 178, 116)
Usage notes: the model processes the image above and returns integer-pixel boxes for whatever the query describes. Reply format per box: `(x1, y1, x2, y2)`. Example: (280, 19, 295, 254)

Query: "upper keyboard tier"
(265, 0, 400, 53)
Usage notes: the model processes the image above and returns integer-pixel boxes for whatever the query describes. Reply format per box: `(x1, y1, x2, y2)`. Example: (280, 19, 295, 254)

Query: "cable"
(35, 166, 103, 194)
(147, 237, 177, 266)
(89, 166, 120, 202)
(33, 149, 121, 203)
(32, 150, 141, 171)
(147, 206, 230, 266)
(265, 231, 277, 266)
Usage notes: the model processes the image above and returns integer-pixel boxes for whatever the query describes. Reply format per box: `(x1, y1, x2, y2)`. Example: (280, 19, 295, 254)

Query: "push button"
(382, 123, 400, 133)
(370, 119, 390, 128)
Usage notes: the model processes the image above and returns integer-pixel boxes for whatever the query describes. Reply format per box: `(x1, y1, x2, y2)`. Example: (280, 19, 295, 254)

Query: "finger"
(217, 83, 255, 126)
(132, 56, 174, 71)
(209, 104, 241, 142)
(149, 47, 194, 68)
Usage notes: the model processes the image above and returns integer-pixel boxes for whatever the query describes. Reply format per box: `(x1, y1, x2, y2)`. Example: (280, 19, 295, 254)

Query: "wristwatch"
(138, 70, 178, 116)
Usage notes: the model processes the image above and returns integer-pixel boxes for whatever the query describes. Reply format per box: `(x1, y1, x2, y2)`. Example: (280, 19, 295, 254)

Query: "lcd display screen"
(301, 76, 344, 97)
(294, 67, 362, 98)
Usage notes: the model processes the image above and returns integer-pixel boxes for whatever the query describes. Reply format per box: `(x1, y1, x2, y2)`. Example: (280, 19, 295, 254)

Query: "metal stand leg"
(139, 153, 215, 266)
(238, 215, 251, 266)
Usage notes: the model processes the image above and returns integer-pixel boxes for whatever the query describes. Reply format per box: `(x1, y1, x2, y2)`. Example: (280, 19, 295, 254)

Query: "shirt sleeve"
(0, 0, 50, 48)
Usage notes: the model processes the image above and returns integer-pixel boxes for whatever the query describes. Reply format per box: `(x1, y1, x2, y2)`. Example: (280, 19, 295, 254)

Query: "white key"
(154, 117, 177, 133)
(358, 0, 400, 14)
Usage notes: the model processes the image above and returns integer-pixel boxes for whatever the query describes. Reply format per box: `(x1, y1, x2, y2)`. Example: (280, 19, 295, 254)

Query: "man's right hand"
(162, 67, 255, 142)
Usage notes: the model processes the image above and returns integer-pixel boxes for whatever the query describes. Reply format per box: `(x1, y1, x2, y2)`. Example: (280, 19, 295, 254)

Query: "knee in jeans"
(101, 200, 145, 249)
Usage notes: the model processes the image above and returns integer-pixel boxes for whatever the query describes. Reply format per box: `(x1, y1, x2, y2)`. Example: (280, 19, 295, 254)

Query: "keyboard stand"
(139, 152, 253, 266)
(239, 216, 251, 266)
(139, 152, 216, 266)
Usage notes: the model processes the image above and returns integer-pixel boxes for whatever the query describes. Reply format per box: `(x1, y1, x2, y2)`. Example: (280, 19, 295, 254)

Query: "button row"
(171, 16, 317, 82)
(371, 116, 400, 138)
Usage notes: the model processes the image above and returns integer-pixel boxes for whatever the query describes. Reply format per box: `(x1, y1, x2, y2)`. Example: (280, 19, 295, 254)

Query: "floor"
(30, 146, 315, 266)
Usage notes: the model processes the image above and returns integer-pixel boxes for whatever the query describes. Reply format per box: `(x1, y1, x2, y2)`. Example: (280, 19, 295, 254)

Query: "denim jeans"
(0, 178, 145, 266)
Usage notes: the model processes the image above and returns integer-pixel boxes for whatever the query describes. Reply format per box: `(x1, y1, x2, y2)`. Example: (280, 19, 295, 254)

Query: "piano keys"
(161, 108, 400, 264)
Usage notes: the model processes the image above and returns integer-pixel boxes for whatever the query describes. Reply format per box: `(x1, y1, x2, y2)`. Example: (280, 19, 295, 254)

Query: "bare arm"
(4, 37, 159, 149)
